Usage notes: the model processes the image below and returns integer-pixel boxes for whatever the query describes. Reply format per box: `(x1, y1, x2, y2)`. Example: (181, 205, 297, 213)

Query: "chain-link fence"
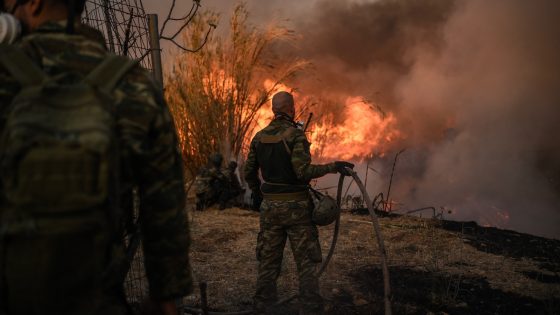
(82, 0, 152, 307)
(83, 0, 153, 70)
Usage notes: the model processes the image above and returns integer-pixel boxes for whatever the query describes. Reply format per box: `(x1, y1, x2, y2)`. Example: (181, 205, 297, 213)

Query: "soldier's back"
(0, 21, 189, 315)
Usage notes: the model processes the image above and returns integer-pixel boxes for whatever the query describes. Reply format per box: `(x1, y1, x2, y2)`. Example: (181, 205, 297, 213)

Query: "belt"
(262, 191, 309, 201)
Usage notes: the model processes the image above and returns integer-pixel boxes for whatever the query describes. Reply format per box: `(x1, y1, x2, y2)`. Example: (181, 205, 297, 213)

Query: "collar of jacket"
(28, 20, 107, 47)
(272, 115, 297, 128)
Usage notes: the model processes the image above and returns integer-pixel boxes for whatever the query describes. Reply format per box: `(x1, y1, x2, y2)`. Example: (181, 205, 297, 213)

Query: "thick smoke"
(295, 0, 455, 108)
(153, 0, 560, 238)
(395, 0, 560, 238)
(290, 0, 560, 238)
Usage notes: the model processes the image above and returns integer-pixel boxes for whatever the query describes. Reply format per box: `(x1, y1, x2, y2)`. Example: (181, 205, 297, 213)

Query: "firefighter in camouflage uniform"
(244, 91, 353, 314)
(194, 153, 229, 210)
(0, 0, 192, 314)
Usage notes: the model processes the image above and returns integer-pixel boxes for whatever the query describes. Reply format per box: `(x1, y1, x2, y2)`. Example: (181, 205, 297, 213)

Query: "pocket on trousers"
(308, 226, 322, 263)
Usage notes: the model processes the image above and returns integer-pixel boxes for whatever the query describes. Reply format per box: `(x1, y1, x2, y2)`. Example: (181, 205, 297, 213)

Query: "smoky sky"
(293, 0, 456, 106)
(149, 0, 560, 238)
(283, 0, 560, 238)
(292, 0, 560, 238)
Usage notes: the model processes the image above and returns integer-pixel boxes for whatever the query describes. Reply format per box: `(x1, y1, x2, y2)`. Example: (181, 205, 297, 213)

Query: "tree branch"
(161, 23, 216, 53)
(158, 0, 214, 53)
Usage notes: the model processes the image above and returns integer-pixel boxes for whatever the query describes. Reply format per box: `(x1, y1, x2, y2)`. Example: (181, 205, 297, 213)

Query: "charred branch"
(384, 149, 405, 212)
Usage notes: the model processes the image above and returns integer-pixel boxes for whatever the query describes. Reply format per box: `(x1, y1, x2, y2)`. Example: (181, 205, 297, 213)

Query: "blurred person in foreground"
(244, 91, 353, 314)
(0, 0, 192, 314)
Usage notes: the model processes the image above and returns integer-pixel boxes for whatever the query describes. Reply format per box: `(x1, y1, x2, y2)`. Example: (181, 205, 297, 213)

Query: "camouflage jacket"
(0, 21, 192, 299)
(194, 165, 226, 195)
(244, 117, 336, 194)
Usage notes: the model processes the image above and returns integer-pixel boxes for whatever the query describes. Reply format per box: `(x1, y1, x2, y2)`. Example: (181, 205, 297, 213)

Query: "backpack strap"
(0, 44, 47, 86)
(280, 127, 297, 155)
(258, 127, 298, 155)
(85, 55, 138, 94)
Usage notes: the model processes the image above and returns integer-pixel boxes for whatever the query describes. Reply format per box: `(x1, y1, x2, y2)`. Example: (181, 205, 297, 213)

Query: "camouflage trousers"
(254, 198, 323, 315)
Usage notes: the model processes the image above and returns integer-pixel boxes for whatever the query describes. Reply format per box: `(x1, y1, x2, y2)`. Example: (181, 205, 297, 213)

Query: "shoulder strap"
(85, 55, 138, 93)
(280, 127, 298, 155)
(258, 127, 298, 155)
(0, 44, 47, 86)
(282, 127, 297, 139)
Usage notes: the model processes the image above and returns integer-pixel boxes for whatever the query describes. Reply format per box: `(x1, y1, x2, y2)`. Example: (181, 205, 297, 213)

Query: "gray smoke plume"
(393, 0, 560, 238)
(150, 0, 560, 238)
(292, 0, 560, 238)
(288, 0, 560, 238)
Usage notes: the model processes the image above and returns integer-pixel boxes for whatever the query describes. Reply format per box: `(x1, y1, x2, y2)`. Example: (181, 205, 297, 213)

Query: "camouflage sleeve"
(244, 136, 261, 193)
(291, 129, 336, 181)
(118, 67, 192, 300)
(0, 65, 20, 133)
(0, 64, 19, 198)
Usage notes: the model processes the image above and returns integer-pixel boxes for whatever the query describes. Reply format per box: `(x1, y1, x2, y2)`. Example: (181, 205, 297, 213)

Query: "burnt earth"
(182, 207, 560, 315)
(440, 220, 560, 272)
(348, 266, 558, 315)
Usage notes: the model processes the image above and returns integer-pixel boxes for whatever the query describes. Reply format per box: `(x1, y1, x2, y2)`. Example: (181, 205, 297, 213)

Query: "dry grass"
(181, 206, 560, 314)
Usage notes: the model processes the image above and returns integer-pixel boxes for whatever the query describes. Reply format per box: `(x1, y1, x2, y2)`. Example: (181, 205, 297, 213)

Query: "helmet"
(311, 190, 340, 226)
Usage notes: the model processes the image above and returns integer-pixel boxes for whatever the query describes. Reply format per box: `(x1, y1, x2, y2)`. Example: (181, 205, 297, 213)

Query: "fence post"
(147, 14, 164, 91)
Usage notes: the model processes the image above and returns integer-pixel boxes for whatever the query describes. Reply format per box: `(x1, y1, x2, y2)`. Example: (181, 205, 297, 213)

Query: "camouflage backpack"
(0, 45, 136, 312)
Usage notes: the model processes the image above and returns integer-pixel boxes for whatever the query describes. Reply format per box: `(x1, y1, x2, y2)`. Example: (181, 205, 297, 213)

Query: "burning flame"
(249, 81, 403, 161)
(310, 97, 401, 161)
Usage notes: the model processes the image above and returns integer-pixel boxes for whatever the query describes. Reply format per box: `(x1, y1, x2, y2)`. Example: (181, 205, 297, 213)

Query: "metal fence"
(82, 0, 153, 70)
(82, 0, 152, 307)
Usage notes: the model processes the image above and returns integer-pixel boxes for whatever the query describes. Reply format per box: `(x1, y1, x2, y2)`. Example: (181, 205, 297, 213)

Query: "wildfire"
(309, 97, 401, 161)
(248, 81, 403, 162)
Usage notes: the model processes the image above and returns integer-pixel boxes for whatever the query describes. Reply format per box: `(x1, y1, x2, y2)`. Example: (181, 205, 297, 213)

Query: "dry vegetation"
(165, 4, 307, 176)
(181, 205, 560, 315)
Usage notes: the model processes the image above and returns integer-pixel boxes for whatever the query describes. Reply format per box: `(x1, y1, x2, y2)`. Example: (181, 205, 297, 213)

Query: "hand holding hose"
(334, 161, 355, 176)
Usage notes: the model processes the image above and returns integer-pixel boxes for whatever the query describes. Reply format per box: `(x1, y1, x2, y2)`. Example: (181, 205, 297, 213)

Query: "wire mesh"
(123, 188, 149, 309)
(82, 1, 152, 307)
(82, 0, 153, 70)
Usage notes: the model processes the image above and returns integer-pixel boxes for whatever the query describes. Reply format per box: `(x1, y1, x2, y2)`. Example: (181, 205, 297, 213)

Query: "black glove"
(251, 191, 263, 211)
(334, 161, 355, 176)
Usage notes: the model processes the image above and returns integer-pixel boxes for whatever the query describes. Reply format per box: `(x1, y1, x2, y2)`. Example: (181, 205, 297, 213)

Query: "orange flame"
(310, 97, 401, 161)
(248, 81, 403, 161)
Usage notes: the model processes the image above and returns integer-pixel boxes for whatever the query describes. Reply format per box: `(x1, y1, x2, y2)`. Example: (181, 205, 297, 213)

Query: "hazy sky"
(142, 0, 560, 238)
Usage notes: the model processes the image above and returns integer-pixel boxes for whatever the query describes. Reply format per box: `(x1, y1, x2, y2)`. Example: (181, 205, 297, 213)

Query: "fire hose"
(183, 170, 392, 315)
